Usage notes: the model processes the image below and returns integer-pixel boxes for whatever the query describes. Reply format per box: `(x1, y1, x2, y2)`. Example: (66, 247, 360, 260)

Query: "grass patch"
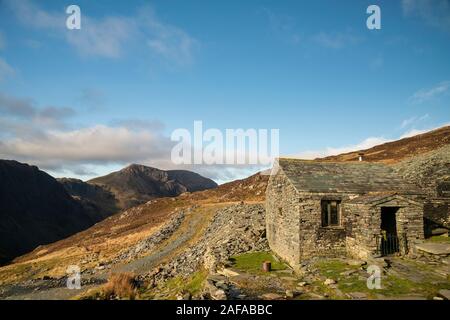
(229, 251, 288, 274)
(102, 273, 138, 300)
(141, 269, 208, 300)
(77, 273, 139, 300)
(376, 274, 450, 298)
(428, 235, 450, 243)
(314, 258, 450, 299)
(314, 259, 357, 280)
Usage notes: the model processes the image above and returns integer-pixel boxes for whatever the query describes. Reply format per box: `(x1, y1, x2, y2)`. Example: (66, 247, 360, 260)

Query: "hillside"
(58, 178, 119, 217)
(7, 171, 269, 267)
(0, 160, 106, 264)
(320, 126, 450, 163)
(393, 145, 450, 197)
(0, 161, 218, 264)
(88, 164, 218, 210)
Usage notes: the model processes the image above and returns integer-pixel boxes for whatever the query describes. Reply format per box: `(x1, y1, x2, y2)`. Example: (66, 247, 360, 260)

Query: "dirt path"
(2, 284, 96, 300)
(113, 211, 205, 274)
(0, 205, 216, 300)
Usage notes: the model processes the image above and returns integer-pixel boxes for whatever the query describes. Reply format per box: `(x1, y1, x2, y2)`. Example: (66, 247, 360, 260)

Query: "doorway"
(380, 207, 400, 255)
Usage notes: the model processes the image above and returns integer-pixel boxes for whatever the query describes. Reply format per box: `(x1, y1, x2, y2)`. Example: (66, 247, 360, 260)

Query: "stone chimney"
(358, 153, 364, 162)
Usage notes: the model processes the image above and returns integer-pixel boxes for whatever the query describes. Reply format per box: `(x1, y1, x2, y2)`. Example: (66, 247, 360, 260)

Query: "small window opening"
(321, 200, 341, 227)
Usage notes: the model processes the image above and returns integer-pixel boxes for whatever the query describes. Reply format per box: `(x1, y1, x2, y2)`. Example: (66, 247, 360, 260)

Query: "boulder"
(438, 289, 450, 300)
(211, 289, 227, 300)
(346, 259, 366, 267)
(348, 292, 368, 300)
(415, 243, 450, 255)
(261, 293, 284, 300)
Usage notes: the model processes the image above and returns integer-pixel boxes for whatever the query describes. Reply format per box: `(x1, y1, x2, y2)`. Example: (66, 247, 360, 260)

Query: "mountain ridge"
(0, 161, 217, 264)
(87, 164, 218, 210)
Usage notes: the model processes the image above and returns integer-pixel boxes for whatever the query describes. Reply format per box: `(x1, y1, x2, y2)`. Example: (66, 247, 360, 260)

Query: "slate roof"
(277, 158, 422, 194)
(346, 193, 422, 205)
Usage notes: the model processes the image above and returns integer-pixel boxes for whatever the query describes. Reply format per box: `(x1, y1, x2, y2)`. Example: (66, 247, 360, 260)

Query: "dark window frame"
(321, 199, 341, 227)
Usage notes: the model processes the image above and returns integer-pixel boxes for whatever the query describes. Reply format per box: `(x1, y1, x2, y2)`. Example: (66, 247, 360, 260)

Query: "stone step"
(415, 243, 450, 255)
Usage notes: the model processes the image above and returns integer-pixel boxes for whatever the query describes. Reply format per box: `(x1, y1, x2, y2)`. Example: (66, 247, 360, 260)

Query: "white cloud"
(0, 93, 268, 183)
(5, 0, 61, 29)
(410, 81, 450, 103)
(399, 122, 450, 138)
(401, 116, 417, 129)
(66, 16, 134, 58)
(402, 0, 450, 32)
(0, 125, 171, 164)
(0, 93, 166, 167)
(0, 120, 266, 183)
(140, 7, 198, 65)
(399, 128, 430, 138)
(261, 7, 303, 45)
(0, 58, 15, 81)
(0, 92, 74, 123)
(5, 0, 198, 63)
(312, 31, 361, 49)
(400, 114, 429, 129)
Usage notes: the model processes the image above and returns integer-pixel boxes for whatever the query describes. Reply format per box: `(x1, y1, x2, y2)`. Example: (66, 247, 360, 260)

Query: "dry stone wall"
(265, 168, 300, 267)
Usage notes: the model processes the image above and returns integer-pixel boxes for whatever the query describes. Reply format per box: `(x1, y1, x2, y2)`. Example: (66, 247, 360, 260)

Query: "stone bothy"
(266, 158, 425, 268)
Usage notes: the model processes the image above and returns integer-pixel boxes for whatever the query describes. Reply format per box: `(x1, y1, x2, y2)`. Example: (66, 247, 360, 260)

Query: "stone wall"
(296, 192, 351, 259)
(424, 199, 450, 233)
(345, 197, 424, 259)
(344, 204, 378, 259)
(266, 169, 355, 267)
(266, 168, 300, 268)
(396, 204, 424, 253)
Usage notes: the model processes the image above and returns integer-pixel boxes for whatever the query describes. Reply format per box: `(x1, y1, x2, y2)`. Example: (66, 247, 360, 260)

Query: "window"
(321, 200, 341, 227)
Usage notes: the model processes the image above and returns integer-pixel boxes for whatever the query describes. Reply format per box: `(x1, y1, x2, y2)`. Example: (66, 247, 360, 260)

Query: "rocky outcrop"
(114, 210, 186, 263)
(142, 204, 268, 284)
(393, 145, 450, 198)
(394, 145, 450, 230)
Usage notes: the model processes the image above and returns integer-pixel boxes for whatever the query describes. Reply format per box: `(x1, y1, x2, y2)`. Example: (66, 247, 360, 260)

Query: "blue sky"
(0, 0, 449, 183)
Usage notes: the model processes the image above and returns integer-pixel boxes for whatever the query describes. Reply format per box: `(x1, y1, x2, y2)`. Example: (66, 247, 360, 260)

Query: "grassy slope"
(0, 172, 267, 285)
(320, 126, 450, 164)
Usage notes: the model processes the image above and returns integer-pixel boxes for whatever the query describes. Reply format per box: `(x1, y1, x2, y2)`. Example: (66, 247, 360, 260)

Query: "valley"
(0, 126, 449, 300)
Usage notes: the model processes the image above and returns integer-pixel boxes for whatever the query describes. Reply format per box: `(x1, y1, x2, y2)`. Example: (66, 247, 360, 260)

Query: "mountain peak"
(122, 164, 162, 175)
(88, 164, 217, 210)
